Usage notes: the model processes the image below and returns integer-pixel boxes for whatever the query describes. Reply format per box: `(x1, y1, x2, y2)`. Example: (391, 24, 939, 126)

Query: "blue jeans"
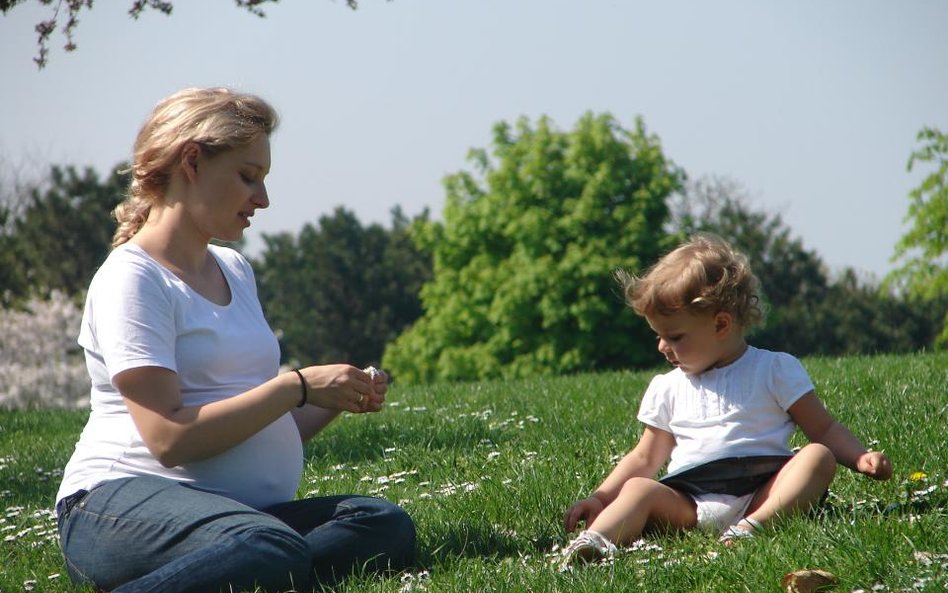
(57, 475, 416, 593)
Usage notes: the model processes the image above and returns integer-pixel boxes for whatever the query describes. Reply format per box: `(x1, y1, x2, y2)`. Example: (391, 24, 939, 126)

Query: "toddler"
(560, 234, 891, 567)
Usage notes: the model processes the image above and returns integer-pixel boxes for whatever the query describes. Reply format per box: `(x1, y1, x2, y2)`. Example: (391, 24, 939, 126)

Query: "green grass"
(2, 352, 946, 592)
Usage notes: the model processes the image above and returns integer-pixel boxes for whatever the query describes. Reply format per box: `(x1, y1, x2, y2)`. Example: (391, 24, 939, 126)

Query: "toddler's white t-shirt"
(637, 346, 814, 475)
(56, 243, 303, 510)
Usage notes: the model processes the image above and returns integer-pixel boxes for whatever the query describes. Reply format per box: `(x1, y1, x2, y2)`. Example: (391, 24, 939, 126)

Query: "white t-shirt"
(56, 243, 303, 510)
(637, 346, 814, 475)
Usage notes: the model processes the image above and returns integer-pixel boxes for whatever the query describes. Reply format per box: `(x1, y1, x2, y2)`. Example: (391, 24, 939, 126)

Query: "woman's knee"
(242, 522, 311, 571)
(347, 497, 416, 567)
(367, 498, 416, 556)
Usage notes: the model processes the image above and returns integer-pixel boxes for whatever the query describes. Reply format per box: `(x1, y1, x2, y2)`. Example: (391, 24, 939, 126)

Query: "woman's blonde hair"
(112, 87, 279, 247)
(617, 233, 764, 328)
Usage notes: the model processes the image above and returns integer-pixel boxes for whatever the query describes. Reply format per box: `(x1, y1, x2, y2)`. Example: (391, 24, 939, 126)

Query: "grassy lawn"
(1, 351, 946, 592)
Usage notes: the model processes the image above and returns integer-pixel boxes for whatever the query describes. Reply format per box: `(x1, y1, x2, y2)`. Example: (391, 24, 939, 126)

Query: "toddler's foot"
(558, 529, 617, 571)
(719, 517, 762, 546)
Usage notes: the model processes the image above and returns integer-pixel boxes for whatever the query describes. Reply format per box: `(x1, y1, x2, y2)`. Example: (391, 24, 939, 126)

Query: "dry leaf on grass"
(781, 569, 839, 593)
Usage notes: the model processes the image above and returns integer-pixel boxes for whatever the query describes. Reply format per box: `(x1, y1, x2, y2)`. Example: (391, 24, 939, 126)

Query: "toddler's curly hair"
(617, 234, 764, 328)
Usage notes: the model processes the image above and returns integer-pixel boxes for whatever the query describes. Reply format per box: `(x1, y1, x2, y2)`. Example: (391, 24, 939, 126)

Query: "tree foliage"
(253, 206, 430, 368)
(814, 269, 945, 356)
(383, 113, 684, 383)
(886, 127, 947, 347)
(0, 164, 127, 307)
(0, 0, 376, 68)
(671, 177, 829, 354)
(673, 176, 944, 356)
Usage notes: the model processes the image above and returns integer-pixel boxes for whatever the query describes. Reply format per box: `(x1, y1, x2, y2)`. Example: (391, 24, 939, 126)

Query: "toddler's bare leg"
(745, 443, 836, 527)
(587, 477, 697, 545)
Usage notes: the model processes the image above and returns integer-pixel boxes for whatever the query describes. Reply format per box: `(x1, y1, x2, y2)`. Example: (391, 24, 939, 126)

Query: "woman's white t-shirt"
(637, 346, 814, 475)
(56, 243, 303, 510)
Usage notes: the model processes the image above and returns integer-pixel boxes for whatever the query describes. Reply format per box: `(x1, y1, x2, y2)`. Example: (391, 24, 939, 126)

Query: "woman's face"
(187, 134, 271, 243)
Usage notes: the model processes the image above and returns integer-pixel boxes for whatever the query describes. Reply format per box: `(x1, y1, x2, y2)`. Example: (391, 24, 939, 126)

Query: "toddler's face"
(646, 310, 738, 375)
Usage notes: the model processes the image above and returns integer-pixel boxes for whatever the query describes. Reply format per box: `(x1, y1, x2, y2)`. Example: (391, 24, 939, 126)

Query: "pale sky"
(2, 0, 946, 280)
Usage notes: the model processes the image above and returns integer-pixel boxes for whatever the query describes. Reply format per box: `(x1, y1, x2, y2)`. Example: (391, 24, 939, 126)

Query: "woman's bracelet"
(292, 369, 308, 408)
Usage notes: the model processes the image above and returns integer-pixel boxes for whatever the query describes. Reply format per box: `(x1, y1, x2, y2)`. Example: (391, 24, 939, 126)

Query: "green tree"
(671, 177, 830, 354)
(0, 159, 32, 302)
(253, 206, 430, 368)
(0, 164, 128, 307)
(0, 0, 380, 68)
(815, 269, 945, 356)
(0, 205, 25, 304)
(886, 127, 948, 347)
(383, 113, 684, 383)
(673, 176, 943, 355)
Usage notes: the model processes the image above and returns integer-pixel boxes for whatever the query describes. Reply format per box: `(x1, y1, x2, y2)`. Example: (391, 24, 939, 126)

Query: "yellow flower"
(909, 471, 928, 482)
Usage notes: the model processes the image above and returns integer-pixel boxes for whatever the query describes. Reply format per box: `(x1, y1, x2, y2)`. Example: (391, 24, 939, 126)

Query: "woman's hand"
(299, 364, 375, 413)
(356, 366, 387, 413)
(856, 451, 893, 481)
(563, 496, 605, 532)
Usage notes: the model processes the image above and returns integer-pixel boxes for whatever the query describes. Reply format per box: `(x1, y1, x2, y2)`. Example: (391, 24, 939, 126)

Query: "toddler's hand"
(563, 496, 604, 532)
(857, 451, 892, 481)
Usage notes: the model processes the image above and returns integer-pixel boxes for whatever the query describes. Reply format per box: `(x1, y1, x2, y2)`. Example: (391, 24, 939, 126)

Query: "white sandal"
(558, 530, 617, 571)
(719, 517, 763, 545)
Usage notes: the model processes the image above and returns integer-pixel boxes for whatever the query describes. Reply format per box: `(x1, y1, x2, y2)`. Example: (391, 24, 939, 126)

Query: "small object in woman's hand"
(364, 366, 381, 380)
